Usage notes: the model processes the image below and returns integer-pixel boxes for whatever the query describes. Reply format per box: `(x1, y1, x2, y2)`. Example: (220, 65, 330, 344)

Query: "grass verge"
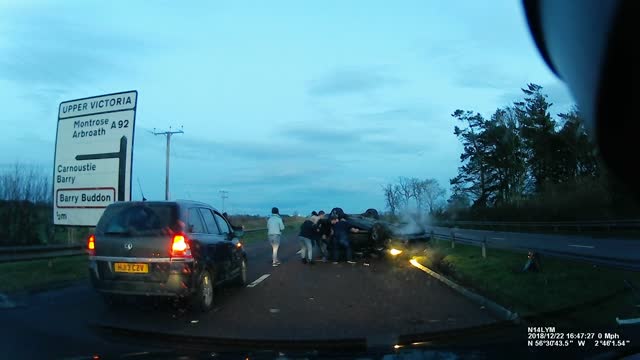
(0, 255, 88, 294)
(241, 219, 305, 245)
(413, 240, 640, 326)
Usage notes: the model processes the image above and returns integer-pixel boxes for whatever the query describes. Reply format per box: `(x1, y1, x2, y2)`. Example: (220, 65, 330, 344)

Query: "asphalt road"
(0, 235, 502, 359)
(427, 226, 640, 269)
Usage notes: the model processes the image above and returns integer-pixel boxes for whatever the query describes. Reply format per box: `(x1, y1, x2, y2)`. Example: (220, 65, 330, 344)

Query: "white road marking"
(491, 237, 504, 240)
(247, 274, 270, 288)
(568, 244, 595, 249)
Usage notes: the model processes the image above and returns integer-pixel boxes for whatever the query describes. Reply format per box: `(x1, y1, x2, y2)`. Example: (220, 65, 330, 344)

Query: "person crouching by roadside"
(330, 215, 360, 264)
(267, 207, 285, 267)
(298, 213, 316, 264)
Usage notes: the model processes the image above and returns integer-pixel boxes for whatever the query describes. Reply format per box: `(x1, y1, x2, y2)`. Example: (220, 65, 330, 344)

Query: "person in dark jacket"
(330, 215, 359, 264)
(297, 211, 319, 256)
(314, 211, 331, 262)
(298, 214, 316, 264)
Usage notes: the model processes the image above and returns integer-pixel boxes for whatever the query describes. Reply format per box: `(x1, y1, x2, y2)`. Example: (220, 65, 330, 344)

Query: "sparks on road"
(409, 258, 429, 272)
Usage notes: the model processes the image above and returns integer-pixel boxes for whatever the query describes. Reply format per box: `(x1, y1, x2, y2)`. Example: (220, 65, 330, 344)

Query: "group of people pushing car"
(266, 207, 360, 267)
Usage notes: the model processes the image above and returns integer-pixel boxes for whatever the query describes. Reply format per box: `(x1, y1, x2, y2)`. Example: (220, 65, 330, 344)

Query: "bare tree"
(383, 184, 400, 215)
(420, 178, 446, 214)
(0, 163, 53, 245)
(0, 163, 51, 203)
(384, 177, 446, 215)
(409, 178, 424, 211)
(396, 177, 414, 209)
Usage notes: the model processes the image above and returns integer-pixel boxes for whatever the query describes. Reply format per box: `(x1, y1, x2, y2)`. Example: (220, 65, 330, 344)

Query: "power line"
(153, 126, 184, 200)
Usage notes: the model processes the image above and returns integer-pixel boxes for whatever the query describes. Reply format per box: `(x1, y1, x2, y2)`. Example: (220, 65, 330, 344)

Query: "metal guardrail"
(243, 228, 267, 233)
(243, 226, 300, 233)
(435, 219, 640, 232)
(1, 225, 637, 270)
(427, 230, 640, 272)
(0, 227, 276, 262)
(0, 244, 85, 263)
(0, 244, 82, 254)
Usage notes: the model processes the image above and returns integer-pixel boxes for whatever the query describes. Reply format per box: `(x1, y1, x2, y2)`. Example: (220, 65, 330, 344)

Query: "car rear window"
(96, 203, 179, 236)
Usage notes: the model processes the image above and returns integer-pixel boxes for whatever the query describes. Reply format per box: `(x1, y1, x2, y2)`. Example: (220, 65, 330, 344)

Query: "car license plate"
(114, 262, 148, 273)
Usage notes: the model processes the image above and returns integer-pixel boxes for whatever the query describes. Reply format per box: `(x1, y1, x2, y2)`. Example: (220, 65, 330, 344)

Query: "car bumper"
(88, 258, 196, 297)
(393, 232, 432, 242)
(387, 233, 431, 254)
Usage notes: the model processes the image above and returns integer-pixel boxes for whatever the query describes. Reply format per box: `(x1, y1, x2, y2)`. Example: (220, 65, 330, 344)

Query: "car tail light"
(171, 234, 192, 259)
(87, 234, 96, 256)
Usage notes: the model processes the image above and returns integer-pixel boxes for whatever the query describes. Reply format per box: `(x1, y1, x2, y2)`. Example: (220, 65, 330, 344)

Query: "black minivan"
(88, 200, 247, 312)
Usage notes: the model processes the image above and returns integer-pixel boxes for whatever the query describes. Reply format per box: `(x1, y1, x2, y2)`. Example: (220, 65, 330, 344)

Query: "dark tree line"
(448, 83, 637, 221)
(0, 163, 53, 245)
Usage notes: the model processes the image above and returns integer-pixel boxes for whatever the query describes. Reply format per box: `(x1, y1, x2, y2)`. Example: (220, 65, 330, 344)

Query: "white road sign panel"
(53, 90, 137, 226)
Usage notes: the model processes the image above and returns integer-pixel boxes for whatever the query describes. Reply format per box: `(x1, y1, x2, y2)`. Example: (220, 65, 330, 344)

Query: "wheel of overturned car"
(330, 207, 345, 219)
(370, 223, 390, 247)
(191, 269, 215, 313)
(363, 208, 379, 219)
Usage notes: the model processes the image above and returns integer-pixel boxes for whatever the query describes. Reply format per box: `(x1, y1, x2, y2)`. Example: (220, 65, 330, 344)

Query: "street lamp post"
(219, 190, 228, 212)
(153, 127, 184, 200)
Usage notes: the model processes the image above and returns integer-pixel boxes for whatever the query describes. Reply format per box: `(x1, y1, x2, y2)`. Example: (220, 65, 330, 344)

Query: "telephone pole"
(219, 190, 229, 212)
(153, 126, 184, 200)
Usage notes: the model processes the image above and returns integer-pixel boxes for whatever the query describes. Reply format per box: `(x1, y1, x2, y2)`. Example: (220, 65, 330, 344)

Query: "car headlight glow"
(389, 248, 403, 256)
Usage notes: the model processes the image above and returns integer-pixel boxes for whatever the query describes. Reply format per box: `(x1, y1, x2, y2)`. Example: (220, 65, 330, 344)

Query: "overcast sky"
(0, 0, 575, 215)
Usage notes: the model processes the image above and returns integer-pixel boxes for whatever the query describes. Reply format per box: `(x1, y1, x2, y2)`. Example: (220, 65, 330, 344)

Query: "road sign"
(53, 91, 138, 226)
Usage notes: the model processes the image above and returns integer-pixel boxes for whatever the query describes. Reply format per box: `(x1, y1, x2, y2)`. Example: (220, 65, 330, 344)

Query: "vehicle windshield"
(0, 1, 637, 358)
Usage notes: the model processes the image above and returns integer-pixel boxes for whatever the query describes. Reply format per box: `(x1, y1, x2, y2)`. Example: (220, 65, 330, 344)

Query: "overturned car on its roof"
(322, 208, 432, 256)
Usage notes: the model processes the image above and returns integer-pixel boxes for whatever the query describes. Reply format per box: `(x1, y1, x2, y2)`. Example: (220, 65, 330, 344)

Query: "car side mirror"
(233, 229, 244, 238)
(523, 0, 635, 195)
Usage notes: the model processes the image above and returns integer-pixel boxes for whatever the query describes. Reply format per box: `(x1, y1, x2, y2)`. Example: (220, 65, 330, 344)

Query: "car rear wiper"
(104, 230, 131, 236)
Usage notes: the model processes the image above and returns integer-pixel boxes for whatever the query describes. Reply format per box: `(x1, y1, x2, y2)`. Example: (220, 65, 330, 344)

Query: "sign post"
(53, 91, 138, 226)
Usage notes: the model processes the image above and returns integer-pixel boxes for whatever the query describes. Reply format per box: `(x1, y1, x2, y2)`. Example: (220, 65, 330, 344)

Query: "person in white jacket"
(267, 207, 285, 266)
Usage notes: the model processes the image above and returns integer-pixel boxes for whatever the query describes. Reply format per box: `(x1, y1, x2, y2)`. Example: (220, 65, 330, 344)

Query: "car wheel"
(191, 269, 215, 313)
(371, 223, 389, 245)
(363, 208, 379, 219)
(233, 258, 248, 286)
(330, 207, 345, 218)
